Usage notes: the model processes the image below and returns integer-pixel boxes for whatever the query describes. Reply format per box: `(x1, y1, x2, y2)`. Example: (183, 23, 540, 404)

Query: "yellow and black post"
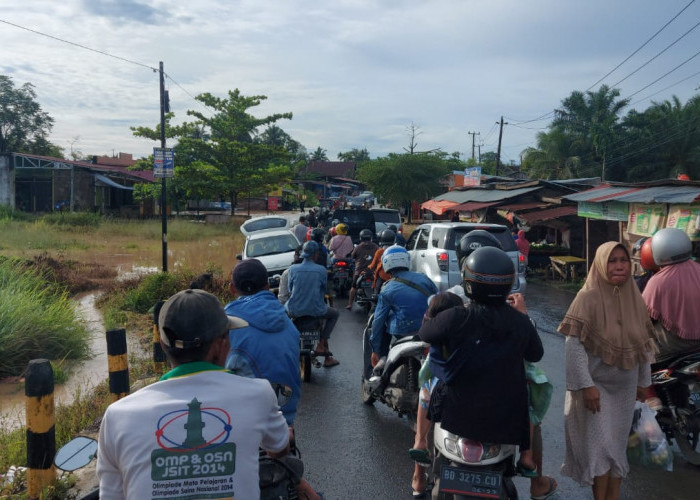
(153, 301, 166, 364)
(106, 328, 130, 402)
(25, 359, 56, 497)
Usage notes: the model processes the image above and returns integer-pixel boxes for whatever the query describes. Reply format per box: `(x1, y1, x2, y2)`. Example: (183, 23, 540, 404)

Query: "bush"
(0, 204, 32, 221)
(0, 260, 90, 378)
(120, 272, 187, 313)
(40, 211, 101, 229)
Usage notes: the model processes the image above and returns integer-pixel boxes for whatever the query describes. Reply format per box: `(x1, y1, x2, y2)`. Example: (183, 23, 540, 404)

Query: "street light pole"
(159, 61, 168, 273)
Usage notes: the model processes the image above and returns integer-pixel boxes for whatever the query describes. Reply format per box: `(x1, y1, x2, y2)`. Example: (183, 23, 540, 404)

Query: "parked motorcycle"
(431, 423, 519, 500)
(361, 312, 426, 427)
(650, 350, 700, 465)
(330, 258, 353, 298)
(354, 269, 376, 314)
(293, 316, 323, 383)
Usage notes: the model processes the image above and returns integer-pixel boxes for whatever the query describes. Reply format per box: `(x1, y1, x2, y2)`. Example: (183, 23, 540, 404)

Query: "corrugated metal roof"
(452, 201, 498, 212)
(497, 201, 547, 211)
(564, 184, 700, 203)
(518, 205, 578, 223)
(434, 186, 541, 203)
(421, 199, 457, 215)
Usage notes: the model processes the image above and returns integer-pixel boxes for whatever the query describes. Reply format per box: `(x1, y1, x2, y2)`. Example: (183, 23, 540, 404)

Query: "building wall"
(53, 169, 95, 211)
(0, 155, 14, 208)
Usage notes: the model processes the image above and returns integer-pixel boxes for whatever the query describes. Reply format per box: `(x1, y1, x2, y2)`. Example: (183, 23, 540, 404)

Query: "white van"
(370, 208, 402, 235)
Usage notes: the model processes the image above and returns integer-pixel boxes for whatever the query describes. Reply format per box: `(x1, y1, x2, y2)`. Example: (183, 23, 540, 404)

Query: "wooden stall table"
(550, 255, 587, 281)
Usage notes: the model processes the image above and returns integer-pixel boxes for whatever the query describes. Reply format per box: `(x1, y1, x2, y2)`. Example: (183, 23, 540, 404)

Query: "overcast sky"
(2, 0, 700, 165)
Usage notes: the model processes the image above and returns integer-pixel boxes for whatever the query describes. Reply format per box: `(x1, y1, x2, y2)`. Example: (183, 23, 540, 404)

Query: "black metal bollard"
(25, 359, 56, 497)
(106, 328, 129, 402)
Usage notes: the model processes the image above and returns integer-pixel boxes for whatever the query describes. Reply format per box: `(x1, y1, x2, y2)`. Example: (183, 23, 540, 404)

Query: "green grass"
(0, 260, 91, 378)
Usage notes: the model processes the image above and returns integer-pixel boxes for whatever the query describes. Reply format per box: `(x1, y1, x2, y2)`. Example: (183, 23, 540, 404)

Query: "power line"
(626, 47, 700, 100)
(610, 18, 700, 88)
(586, 0, 695, 91)
(0, 17, 157, 71)
(630, 69, 700, 107)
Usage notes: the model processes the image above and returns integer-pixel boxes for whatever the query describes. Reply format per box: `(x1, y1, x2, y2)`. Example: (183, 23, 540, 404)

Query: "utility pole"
(467, 131, 480, 161)
(495, 116, 508, 176)
(159, 61, 168, 272)
(477, 144, 482, 163)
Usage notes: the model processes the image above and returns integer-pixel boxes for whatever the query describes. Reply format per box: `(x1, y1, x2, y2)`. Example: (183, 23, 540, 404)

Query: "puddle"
(0, 291, 146, 429)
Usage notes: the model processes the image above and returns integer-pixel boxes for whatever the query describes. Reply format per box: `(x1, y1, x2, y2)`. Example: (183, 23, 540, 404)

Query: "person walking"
(558, 241, 657, 500)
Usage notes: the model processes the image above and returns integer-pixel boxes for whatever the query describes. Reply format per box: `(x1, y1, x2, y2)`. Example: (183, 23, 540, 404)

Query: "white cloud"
(1, 0, 699, 161)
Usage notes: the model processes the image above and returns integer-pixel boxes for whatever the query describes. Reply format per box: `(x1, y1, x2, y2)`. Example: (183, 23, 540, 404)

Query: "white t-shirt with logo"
(97, 365, 289, 500)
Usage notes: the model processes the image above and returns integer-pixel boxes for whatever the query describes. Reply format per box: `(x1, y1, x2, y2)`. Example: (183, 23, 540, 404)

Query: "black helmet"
(379, 229, 396, 246)
(311, 227, 326, 243)
(462, 246, 514, 304)
(457, 230, 502, 269)
(387, 224, 398, 232)
(359, 229, 373, 242)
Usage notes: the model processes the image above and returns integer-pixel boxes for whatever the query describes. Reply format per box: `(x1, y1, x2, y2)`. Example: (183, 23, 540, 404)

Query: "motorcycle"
(293, 316, 323, 383)
(430, 423, 518, 500)
(650, 350, 700, 465)
(361, 312, 426, 427)
(354, 269, 377, 314)
(330, 258, 353, 298)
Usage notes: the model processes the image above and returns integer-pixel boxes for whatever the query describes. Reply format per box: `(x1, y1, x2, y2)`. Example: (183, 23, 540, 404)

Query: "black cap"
(232, 258, 268, 294)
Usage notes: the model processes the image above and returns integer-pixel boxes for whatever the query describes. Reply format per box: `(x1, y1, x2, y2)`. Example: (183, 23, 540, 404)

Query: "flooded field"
(0, 217, 249, 428)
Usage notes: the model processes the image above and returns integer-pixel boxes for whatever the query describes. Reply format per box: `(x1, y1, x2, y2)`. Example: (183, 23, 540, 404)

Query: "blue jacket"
(370, 270, 437, 353)
(225, 291, 301, 425)
(285, 259, 328, 318)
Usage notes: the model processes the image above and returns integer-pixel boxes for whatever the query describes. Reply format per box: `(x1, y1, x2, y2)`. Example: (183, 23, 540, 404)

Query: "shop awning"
(94, 173, 134, 191)
(421, 199, 457, 215)
(517, 205, 578, 223)
(451, 201, 498, 212)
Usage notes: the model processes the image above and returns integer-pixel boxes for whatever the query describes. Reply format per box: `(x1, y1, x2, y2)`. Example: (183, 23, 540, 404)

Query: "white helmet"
(381, 245, 410, 273)
(650, 228, 692, 266)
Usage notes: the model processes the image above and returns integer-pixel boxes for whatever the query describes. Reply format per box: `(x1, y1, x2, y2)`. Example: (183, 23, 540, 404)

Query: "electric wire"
(586, 0, 695, 91)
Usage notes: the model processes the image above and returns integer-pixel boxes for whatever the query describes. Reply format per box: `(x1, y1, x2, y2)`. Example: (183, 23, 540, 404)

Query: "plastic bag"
(627, 401, 673, 472)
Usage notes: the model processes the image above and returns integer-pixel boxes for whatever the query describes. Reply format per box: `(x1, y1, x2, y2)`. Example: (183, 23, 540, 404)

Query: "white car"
(239, 215, 297, 237)
(236, 229, 301, 280)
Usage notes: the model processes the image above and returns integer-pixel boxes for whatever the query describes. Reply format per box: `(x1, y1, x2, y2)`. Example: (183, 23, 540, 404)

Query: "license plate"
(300, 330, 320, 341)
(334, 271, 348, 279)
(438, 465, 503, 498)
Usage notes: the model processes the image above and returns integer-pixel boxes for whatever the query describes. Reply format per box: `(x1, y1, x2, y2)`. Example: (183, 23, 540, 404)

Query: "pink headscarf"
(642, 259, 700, 340)
(516, 230, 530, 256)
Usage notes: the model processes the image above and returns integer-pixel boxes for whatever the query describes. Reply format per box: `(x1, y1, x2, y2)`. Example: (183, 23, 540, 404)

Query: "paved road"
(293, 282, 699, 500)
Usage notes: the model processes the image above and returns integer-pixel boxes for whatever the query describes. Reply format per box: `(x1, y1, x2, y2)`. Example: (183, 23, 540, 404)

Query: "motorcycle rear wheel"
(673, 415, 700, 465)
(361, 377, 376, 405)
(300, 353, 312, 383)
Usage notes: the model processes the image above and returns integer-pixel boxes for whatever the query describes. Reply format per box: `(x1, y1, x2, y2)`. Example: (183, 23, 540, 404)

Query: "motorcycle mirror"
(54, 436, 98, 472)
(269, 382, 293, 407)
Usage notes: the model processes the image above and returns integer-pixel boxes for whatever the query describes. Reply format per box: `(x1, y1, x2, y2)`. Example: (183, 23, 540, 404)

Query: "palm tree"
(521, 129, 581, 179)
(310, 147, 328, 161)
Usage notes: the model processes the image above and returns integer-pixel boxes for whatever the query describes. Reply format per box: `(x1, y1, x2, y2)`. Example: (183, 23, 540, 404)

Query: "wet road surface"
(294, 282, 699, 499)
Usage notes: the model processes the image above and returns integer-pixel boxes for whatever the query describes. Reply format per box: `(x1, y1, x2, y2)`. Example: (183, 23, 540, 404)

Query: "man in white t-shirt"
(97, 289, 290, 500)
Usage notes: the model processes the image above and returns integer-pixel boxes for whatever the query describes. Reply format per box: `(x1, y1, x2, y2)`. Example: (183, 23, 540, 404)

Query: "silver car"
(405, 222, 527, 293)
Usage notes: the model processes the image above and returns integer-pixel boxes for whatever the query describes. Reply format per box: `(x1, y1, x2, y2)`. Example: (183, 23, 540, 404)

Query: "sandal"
(323, 357, 339, 368)
(409, 448, 432, 466)
(516, 460, 539, 478)
(530, 476, 557, 500)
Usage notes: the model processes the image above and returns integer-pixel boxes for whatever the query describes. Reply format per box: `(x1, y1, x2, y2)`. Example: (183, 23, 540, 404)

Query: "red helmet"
(306, 227, 313, 241)
(640, 238, 659, 272)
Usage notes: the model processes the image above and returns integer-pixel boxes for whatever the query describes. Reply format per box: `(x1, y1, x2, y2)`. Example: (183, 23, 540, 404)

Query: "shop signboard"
(666, 204, 700, 241)
(627, 203, 667, 236)
(578, 201, 628, 221)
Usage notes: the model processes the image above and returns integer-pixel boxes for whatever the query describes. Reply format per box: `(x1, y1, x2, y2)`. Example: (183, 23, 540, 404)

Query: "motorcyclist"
(347, 229, 379, 310)
(633, 236, 659, 293)
(641, 227, 700, 361)
(418, 245, 543, 458)
(286, 241, 340, 367)
(388, 224, 405, 247)
(309, 227, 329, 268)
(368, 229, 396, 292)
(328, 222, 353, 260)
(369, 245, 438, 368)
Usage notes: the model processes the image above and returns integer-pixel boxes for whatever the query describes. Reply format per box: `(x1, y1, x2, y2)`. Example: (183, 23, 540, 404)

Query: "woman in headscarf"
(558, 242, 657, 500)
(516, 229, 530, 257)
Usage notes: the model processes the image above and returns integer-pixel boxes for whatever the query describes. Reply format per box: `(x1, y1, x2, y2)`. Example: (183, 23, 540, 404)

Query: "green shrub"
(120, 272, 186, 313)
(40, 211, 101, 229)
(0, 260, 90, 378)
(0, 204, 32, 221)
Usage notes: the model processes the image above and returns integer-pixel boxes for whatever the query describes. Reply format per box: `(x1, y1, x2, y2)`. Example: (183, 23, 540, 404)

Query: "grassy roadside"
(0, 211, 244, 498)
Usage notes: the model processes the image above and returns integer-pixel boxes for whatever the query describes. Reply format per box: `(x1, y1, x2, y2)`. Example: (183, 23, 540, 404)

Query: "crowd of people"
(93, 214, 700, 500)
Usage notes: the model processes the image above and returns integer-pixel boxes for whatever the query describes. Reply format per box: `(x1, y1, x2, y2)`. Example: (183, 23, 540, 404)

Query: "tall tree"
(337, 147, 370, 163)
(0, 75, 62, 156)
(357, 153, 451, 222)
(521, 129, 581, 180)
(310, 147, 328, 161)
(552, 85, 629, 180)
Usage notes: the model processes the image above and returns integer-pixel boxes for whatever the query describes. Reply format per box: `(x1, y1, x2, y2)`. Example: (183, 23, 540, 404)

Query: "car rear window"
(247, 233, 299, 258)
(447, 227, 517, 252)
(371, 209, 401, 224)
(242, 218, 288, 233)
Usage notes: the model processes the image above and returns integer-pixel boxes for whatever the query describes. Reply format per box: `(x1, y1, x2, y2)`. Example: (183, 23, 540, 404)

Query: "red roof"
(452, 201, 499, 212)
(497, 201, 547, 211)
(306, 161, 356, 178)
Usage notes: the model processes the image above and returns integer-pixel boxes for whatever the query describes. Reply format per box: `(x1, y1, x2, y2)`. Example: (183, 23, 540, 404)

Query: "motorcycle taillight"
(457, 438, 484, 462)
(335, 261, 347, 267)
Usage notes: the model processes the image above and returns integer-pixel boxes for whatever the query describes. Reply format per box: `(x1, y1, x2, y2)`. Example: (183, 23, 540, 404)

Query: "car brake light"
(437, 252, 449, 272)
(518, 253, 526, 273)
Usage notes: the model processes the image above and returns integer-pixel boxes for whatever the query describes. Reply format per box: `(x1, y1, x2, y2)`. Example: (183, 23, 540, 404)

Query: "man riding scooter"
(369, 245, 438, 369)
